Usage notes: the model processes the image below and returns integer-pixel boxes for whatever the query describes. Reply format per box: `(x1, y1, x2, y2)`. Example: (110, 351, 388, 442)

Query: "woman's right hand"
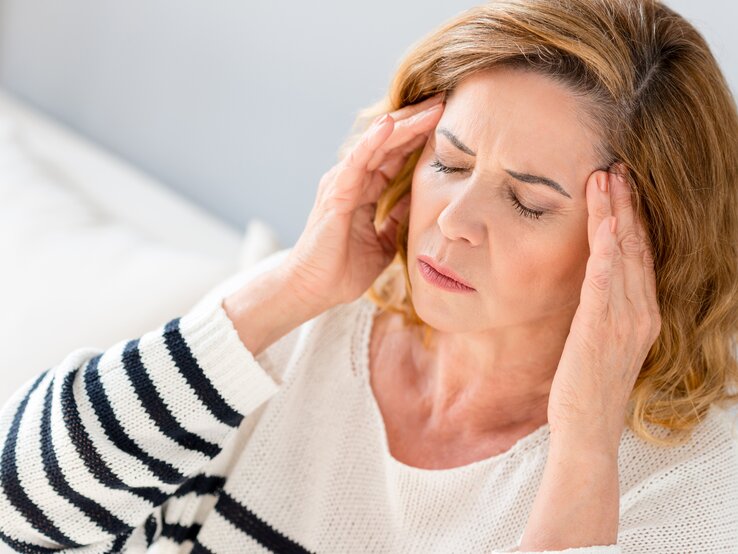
(280, 92, 446, 313)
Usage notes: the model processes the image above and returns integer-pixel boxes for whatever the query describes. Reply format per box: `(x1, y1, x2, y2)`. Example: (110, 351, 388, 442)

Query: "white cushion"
(0, 117, 280, 409)
(239, 218, 283, 269)
(0, 89, 243, 260)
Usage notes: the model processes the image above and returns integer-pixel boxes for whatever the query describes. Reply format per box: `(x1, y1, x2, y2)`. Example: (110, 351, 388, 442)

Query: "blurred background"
(0, 1, 736, 551)
(0, 0, 738, 405)
(0, 0, 491, 247)
(2, 0, 734, 247)
(0, 0, 736, 446)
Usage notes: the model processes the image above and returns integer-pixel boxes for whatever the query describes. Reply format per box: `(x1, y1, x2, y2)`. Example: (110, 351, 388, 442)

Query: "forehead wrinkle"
(436, 103, 494, 157)
(436, 78, 611, 205)
(440, 93, 607, 192)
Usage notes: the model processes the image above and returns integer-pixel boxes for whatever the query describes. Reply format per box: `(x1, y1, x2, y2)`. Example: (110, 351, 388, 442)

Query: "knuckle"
(589, 271, 611, 294)
(611, 183, 633, 209)
(345, 149, 359, 169)
(594, 204, 611, 219)
(608, 241, 621, 263)
(620, 230, 642, 256)
(643, 245, 656, 266)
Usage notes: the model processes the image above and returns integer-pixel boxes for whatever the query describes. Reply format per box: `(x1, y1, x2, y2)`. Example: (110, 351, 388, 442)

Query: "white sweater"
(1, 250, 738, 554)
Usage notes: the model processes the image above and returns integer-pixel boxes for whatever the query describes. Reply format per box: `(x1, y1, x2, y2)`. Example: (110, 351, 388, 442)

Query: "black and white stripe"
(0, 298, 277, 552)
(189, 491, 314, 554)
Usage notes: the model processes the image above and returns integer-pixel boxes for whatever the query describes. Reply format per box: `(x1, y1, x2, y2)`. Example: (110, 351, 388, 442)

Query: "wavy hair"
(336, 0, 738, 447)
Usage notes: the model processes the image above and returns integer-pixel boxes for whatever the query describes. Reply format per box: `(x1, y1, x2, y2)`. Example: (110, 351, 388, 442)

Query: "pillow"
(0, 118, 279, 409)
(190, 246, 293, 317)
(239, 218, 283, 270)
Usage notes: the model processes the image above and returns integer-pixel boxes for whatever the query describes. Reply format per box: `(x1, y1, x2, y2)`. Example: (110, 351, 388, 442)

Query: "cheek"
(409, 152, 589, 298)
(494, 227, 590, 306)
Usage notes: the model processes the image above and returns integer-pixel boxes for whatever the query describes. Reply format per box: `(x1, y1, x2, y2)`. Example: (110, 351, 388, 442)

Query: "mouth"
(417, 255, 476, 293)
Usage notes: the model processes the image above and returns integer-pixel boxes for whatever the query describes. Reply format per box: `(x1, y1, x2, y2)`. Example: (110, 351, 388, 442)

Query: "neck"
(404, 317, 569, 437)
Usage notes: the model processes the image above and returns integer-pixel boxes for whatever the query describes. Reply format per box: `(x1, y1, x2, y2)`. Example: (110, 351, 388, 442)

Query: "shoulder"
(616, 404, 738, 547)
(619, 404, 738, 495)
(623, 403, 736, 467)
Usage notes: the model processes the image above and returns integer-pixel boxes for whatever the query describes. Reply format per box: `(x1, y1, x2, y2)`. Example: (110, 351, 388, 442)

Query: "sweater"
(1, 249, 738, 554)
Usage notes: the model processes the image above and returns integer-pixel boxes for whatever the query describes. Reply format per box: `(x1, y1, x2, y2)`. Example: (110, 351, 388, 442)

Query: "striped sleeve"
(0, 294, 281, 552)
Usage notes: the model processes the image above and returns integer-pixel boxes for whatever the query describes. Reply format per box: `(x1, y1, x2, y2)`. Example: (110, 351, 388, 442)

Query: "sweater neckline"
(354, 296, 551, 476)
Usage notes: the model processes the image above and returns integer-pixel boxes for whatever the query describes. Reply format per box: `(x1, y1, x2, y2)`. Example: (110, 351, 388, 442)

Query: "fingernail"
(618, 173, 630, 190)
(598, 174, 609, 193)
(373, 113, 391, 128)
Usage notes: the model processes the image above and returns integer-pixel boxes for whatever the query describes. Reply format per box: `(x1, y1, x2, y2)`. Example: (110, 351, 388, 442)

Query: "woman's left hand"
(547, 165, 662, 453)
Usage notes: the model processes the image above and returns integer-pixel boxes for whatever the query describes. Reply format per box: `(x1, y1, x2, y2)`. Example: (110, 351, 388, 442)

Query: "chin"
(410, 283, 481, 333)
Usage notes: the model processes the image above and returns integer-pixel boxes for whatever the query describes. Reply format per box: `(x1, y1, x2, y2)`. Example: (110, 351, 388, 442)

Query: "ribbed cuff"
(178, 295, 281, 417)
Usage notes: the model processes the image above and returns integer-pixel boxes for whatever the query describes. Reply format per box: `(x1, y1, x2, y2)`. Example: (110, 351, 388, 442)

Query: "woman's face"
(407, 66, 606, 332)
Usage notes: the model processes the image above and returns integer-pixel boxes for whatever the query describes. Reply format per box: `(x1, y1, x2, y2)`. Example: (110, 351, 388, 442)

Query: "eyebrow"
(436, 126, 573, 199)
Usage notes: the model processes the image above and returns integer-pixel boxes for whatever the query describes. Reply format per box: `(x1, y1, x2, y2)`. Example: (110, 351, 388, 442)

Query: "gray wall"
(0, 1, 735, 247)
(0, 0, 479, 246)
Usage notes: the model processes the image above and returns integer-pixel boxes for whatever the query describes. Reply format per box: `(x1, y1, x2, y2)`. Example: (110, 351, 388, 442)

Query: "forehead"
(441, 66, 602, 174)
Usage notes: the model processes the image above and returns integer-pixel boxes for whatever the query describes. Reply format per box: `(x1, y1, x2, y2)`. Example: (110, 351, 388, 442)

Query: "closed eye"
(429, 158, 546, 220)
(429, 158, 465, 174)
(505, 188, 544, 220)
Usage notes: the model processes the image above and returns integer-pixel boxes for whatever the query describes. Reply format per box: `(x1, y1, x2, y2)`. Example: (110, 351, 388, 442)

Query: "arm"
(222, 262, 328, 359)
(516, 436, 621, 552)
(511, 411, 738, 554)
(0, 264, 318, 552)
(504, 169, 655, 553)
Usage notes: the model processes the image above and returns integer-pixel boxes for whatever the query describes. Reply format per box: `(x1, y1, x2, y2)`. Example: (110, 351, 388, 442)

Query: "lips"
(416, 255, 475, 290)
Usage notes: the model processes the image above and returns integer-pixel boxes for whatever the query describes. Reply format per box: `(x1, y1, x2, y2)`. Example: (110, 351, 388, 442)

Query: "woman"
(1, 0, 736, 552)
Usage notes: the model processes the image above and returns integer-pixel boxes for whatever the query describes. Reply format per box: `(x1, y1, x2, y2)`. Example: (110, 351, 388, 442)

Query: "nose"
(436, 182, 486, 247)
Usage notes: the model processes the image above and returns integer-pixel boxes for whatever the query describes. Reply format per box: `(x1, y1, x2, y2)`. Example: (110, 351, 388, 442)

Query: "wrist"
(519, 432, 620, 550)
(549, 415, 624, 458)
(223, 266, 326, 358)
(548, 429, 621, 462)
(275, 261, 336, 316)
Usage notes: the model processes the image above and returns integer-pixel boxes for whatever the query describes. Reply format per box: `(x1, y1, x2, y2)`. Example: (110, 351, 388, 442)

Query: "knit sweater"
(2, 250, 738, 554)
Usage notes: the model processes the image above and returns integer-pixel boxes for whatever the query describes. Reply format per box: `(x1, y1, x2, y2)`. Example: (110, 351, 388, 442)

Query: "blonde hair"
(337, 0, 738, 447)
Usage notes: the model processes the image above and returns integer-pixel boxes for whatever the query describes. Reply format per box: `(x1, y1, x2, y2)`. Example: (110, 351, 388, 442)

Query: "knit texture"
(1, 263, 737, 552)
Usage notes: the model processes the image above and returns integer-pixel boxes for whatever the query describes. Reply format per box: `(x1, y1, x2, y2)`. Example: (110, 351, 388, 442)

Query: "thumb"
(579, 215, 617, 324)
(377, 192, 411, 256)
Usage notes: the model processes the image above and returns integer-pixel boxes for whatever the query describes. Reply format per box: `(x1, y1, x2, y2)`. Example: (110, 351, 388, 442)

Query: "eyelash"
(428, 158, 545, 220)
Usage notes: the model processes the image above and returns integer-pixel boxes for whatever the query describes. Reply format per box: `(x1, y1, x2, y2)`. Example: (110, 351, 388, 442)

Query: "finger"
(579, 215, 618, 325)
(338, 114, 396, 195)
(366, 103, 443, 172)
(376, 192, 412, 256)
(386, 91, 445, 122)
(608, 168, 648, 314)
(362, 91, 443, 174)
(630, 204, 648, 298)
(584, 170, 622, 317)
(586, 170, 611, 254)
(636, 216, 662, 341)
(363, 133, 428, 202)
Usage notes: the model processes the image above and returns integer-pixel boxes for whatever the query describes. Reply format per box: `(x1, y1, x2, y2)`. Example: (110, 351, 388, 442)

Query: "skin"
(231, 61, 659, 546)
(369, 66, 612, 466)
